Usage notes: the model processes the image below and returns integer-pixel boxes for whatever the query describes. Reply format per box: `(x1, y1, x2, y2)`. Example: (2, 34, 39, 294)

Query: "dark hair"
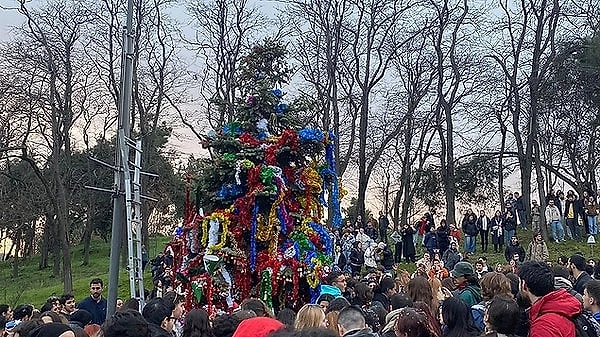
(12, 320, 43, 336)
(121, 298, 141, 312)
(390, 293, 413, 310)
(316, 294, 335, 304)
(412, 302, 442, 337)
(585, 279, 600, 304)
(570, 254, 587, 271)
(276, 308, 296, 327)
(441, 297, 481, 337)
(337, 306, 366, 331)
(142, 297, 173, 325)
(354, 282, 374, 305)
(294, 327, 338, 337)
(552, 266, 571, 279)
(59, 294, 75, 305)
(326, 297, 350, 313)
(70, 309, 93, 326)
(0, 304, 9, 315)
(13, 304, 34, 320)
(164, 291, 185, 305)
(103, 309, 149, 337)
(395, 307, 437, 337)
(518, 261, 555, 297)
(327, 271, 343, 285)
(90, 278, 103, 287)
(487, 295, 520, 334)
(377, 277, 396, 294)
(504, 273, 520, 298)
(182, 308, 213, 337)
(212, 314, 240, 337)
(240, 298, 271, 317)
(40, 302, 54, 313)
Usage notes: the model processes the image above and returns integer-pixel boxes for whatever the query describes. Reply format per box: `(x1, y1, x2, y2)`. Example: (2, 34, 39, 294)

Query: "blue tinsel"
(325, 133, 343, 229)
(308, 221, 334, 257)
(298, 128, 325, 143)
(222, 123, 241, 136)
(271, 89, 283, 98)
(216, 184, 244, 200)
(250, 203, 259, 271)
(275, 103, 288, 114)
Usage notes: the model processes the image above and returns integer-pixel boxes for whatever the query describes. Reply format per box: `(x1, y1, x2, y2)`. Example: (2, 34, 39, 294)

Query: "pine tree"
(171, 40, 342, 313)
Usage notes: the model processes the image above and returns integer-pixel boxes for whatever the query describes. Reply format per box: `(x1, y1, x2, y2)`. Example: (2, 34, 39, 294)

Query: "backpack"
(572, 310, 600, 337)
(471, 303, 486, 331)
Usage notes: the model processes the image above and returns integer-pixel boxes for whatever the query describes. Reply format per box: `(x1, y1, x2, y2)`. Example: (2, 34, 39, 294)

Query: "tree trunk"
(39, 220, 49, 269)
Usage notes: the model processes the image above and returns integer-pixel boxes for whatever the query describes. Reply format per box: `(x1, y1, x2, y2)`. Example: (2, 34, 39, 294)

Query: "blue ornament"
(271, 89, 283, 98)
(275, 103, 288, 114)
(299, 128, 325, 143)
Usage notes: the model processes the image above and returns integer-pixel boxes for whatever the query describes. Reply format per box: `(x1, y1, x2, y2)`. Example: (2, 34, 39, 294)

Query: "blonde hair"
(294, 304, 325, 330)
(326, 311, 341, 336)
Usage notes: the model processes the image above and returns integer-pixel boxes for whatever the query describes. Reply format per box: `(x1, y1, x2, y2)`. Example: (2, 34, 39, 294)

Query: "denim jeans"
(566, 218, 581, 241)
(504, 229, 515, 246)
(588, 216, 598, 235)
(551, 220, 565, 242)
(465, 235, 477, 253)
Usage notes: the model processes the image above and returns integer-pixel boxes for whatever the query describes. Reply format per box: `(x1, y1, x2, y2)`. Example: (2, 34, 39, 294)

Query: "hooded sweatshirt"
(320, 285, 343, 299)
(529, 288, 581, 337)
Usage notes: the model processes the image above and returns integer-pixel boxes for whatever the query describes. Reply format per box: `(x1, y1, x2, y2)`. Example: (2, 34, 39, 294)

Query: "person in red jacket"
(519, 260, 581, 337)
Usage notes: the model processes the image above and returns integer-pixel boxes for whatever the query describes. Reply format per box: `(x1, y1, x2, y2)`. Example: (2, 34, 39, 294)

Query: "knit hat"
(451, 261, 475, 277)
(232, 317, 284, 337)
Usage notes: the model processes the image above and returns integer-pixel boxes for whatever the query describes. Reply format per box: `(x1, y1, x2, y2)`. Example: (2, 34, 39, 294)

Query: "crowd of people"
(2, 189, 600, 337)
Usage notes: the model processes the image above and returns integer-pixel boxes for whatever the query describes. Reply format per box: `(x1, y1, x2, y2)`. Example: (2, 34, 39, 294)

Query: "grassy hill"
(0, 235, 171, 307)
(0, 228, 595, 308)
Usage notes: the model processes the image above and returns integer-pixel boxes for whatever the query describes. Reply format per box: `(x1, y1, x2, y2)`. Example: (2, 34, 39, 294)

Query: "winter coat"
(365, 225, 378, 241)
(457, 284, 483, 307)
(364, 246, 378, 268)
(437, 226, 451, 254)
(503, 209, 517, 231)
(148, 324, 172, 337)
(423, 232, 438, 252)
(381, 247, 394, 270)
(529, 289, 580, 337)
(490, 216, 504, 244)
(527, 241, 549, 262)
(401, 226, 415, 257)
(442, 248, 461, 271)
(476, 216, 490, 231)
(350, 248, 365, 267)
(462, 218, 479, 236)
(574, 271, 593, 295)
(504, 243, 526, 262)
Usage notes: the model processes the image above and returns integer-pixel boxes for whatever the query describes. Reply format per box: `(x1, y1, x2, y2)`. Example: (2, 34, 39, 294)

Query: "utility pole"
(107, 0, 136, 317)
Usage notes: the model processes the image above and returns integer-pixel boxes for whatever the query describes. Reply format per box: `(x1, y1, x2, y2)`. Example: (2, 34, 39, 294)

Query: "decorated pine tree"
(168, 40, 342, 313)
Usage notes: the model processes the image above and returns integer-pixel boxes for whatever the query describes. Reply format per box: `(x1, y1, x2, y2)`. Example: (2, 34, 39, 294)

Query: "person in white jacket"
(363, 242, 378, 272)
(545, 199, 564, 243)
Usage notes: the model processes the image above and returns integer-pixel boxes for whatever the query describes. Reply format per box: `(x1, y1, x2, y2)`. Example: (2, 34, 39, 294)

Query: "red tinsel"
(255, 252, 283, 294)
(264, 129, 300, 166)
(239, 132, 262, 147)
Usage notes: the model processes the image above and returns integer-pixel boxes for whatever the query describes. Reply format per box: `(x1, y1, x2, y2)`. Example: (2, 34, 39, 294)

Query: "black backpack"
(572, 310, 600, 337)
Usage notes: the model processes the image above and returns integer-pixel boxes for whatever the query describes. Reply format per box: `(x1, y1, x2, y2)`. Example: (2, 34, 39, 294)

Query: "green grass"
(0, 235, 171, 307)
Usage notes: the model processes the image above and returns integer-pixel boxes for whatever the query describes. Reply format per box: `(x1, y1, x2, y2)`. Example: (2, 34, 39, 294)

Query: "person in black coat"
(380, 243, 395, 272)
(401, 223, 416, 262)
(476, 210, 491, 253)
(437, 220, 451, 256)
(349, 241, 365, 276)
(504, 236, 526, 262)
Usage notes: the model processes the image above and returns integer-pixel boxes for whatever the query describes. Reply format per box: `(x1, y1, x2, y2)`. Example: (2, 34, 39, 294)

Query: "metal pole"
(107, 0, 135, 317)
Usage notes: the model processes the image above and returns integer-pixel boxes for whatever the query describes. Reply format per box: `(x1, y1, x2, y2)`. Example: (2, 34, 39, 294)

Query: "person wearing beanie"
(231, 316, 284, 337)
(451, 261, 483, 307)
(69, 309, 92, 329)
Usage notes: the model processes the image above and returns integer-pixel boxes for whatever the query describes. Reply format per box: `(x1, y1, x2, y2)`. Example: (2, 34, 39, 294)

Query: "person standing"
(490, 210, 504, 253)
(530, 200, 541, 234)
(436, 220, 451, 256)
(378, 211, 389, 244)
(477, 210, 490, 253)
(503, 203, 517, 247)
(526, 232, 549, 262)
(564, 194, 581, 241)
(514, 192, 527, 231)
(462, 213, 479, 254)
(77, 278, 107, 325)
(401, 223, 416, 263)
(585, 196, 599, 236)
(545, 199, 564, 243)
